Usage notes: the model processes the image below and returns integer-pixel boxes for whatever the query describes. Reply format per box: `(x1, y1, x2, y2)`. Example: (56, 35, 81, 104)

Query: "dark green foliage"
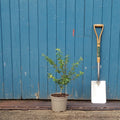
(42, 48, 84, 93)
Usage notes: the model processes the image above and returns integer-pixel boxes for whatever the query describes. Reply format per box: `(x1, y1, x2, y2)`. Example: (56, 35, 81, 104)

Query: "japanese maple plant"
(42, 48, 83, 112)
(42, 48, 84, 96)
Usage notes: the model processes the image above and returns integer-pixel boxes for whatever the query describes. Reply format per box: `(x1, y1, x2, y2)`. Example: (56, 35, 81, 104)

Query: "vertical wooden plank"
(48, 0, 57, 97)
(0, 0, 4, 99)
(20, 0, 30, 99)
(1, 0, 13, 99)
(101, 0, 112, 98)
(38, 0, 48, 99)
(118, 31, 120, 99)
(10, 0, 21, 99)
(82, 0, 93, 99)
(56, 0, 65, 93)
(29, 0, 39, 99)
(74, 0, 84, 99)
(109, 0, 120, 99)
(66, 0, 75, 98)
(92, 0, 103, 80)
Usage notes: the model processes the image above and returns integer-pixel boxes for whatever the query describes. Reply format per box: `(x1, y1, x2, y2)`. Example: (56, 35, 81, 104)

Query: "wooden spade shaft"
(93, 24, 104, 81)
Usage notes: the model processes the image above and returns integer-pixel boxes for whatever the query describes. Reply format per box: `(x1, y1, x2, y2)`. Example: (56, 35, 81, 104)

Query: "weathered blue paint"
(10, 0, 21, 99)
(1, 0, 13, 99)
(0, 0, 120, 100)
(108, 0, 120, 99)
(82, 0, 93, 99)
(101, 0, 112, 98)
(20, 0, 31, 99)
(118, 31, 120, 98)
(0, 0, 4, 99)
(38, 0, 48, 99)
(29, 0, 39, 99)
(74, 0, 84, 99)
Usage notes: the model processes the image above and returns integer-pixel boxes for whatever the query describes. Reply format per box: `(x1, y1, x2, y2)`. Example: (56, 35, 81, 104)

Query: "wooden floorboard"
(0, 100, 120, 111)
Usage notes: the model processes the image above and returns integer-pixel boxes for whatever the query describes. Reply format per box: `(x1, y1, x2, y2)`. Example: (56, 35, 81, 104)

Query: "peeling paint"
(85, 67, 87, 69)
(4, 62, 6, 67)
(2, 83, 4, 88)
(48, 95, 51, 99)
(20, 80, 22, 83)
(68, 88, 74, 97)
(24, 72, 27, 76)
(38, 83, 40, 99)
(20, 80, 22, 84)
(21, 66, 22, 71)
(35, 93, 39, 99)
(75, 91, 78, 97)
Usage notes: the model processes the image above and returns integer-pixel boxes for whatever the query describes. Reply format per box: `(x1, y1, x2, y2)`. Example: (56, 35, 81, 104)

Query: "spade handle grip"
(93, 24, 104, 63)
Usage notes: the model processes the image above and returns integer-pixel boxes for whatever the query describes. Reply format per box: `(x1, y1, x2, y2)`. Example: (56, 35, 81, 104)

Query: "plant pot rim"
(51, 93, 69, 97)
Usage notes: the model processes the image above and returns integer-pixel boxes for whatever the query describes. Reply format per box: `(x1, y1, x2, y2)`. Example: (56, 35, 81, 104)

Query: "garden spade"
(91, 24, 106, 104)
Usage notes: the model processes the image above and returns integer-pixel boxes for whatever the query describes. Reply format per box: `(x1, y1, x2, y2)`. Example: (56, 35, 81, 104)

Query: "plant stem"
(60, 88, 62, 94)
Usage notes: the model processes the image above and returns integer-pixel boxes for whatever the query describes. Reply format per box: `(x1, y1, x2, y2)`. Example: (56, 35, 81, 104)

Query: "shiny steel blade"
(98, 63, 100, 81)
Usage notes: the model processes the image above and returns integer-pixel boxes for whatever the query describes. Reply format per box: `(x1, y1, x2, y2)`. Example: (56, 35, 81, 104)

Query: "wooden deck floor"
(0, 100, 120, 111)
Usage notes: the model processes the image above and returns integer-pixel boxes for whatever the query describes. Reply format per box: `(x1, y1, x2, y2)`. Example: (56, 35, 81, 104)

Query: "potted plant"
(42, 48, 83, 112)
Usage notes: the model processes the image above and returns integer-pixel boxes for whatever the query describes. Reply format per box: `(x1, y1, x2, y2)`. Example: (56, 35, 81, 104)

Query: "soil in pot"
(51, 93, 69, 97)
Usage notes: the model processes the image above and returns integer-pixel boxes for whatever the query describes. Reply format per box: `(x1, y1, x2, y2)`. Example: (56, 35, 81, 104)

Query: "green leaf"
(80, 71, 84, 75)
(79, 57, 83, 61)
(56, 48, 61, 52)
(42, 53, 45, 56)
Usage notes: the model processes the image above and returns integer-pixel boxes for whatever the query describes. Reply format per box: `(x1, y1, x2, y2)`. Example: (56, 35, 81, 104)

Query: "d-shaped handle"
(93, 24, 104, 43)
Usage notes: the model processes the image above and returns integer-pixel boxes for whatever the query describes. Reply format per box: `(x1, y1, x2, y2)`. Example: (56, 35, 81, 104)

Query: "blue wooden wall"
(0, 0, 120, 100)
